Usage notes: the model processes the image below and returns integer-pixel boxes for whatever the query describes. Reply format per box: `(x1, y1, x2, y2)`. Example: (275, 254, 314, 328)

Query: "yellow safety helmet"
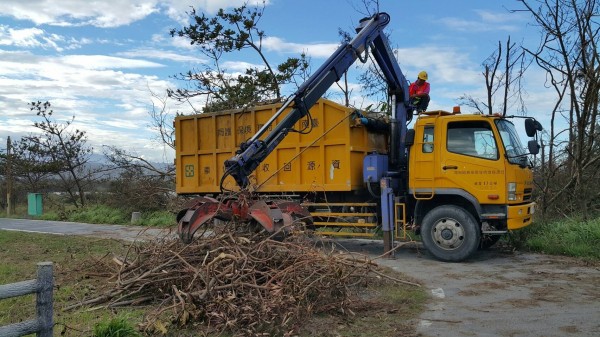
(418, 70, 428, 81)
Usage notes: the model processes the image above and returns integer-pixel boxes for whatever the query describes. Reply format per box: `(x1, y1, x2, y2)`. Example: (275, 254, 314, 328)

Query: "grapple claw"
(177, 197, 229, 243)
(176, 195, 313, 242)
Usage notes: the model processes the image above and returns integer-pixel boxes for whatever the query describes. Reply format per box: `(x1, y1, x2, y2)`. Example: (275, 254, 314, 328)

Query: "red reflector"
(488, 194, 500, 200)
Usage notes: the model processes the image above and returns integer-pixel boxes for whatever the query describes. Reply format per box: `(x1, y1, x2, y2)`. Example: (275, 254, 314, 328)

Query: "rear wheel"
(421, 205, 480, 262)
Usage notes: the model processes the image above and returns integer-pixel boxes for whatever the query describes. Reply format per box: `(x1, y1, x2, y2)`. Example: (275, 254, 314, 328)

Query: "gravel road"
(334, 238, 600, 337)
(1, 218, 598, 337)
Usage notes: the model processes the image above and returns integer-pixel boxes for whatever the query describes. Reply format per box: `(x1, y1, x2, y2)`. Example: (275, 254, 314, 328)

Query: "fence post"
(0, 262, 54, 337)
(36, 262, 54, 337)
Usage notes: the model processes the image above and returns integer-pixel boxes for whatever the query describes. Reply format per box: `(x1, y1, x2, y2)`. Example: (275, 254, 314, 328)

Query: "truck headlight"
(508, 182, 517, 201)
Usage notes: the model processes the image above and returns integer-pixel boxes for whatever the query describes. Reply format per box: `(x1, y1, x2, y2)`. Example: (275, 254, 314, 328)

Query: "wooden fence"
(0, 262, 54, 337)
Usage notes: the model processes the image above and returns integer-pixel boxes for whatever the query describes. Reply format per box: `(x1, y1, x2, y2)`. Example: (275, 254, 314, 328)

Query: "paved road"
(1, 219, 599, 337)
(0, 218, 170, 241)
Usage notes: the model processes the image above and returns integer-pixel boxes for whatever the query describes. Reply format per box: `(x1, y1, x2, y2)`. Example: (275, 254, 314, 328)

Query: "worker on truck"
(409, 70, 430, 112)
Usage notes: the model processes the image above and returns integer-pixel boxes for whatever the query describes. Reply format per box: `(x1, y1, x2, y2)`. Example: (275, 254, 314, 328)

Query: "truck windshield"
(495, 119, 527, 166)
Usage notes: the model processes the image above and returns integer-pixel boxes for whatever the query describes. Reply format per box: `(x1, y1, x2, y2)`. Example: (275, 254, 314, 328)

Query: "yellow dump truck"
(175, 97, 541, 261)
(174, 13, 542, 261)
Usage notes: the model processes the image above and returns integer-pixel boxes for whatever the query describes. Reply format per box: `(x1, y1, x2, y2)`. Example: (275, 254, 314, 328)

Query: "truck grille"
(523, 188, 533, 201)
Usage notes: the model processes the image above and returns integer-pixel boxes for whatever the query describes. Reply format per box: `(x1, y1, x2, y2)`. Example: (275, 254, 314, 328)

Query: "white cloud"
(0, 0, 271, 28)
(0, 25, 97, 51)
(61, 55, 165, 70)
(0, 0, 158, 27)
(395, 46, 480, 85)
(262, 36, 339, 58)
(0, 25, 63, 51)
(0, 49, 177, 161)
(439, 9, 525, 33)
(117, 48, 205, 63)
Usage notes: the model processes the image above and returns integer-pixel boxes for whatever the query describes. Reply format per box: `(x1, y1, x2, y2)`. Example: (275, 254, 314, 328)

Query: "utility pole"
(6, 136, 12, 216)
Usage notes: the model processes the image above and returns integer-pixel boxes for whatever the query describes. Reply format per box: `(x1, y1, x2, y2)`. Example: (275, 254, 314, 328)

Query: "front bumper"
(507, 202, 536, 230)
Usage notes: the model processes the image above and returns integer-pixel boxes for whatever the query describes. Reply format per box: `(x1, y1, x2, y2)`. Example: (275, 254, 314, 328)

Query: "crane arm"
(222, 12, 411, 190)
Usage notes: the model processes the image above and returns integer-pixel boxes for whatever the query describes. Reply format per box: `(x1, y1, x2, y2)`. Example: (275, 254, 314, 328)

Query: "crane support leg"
(381, 177, 395, 258)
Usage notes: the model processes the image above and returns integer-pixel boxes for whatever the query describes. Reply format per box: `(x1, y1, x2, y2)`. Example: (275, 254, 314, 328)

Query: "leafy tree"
(6, 137, 60, 192)
(169, 1, 310, 113)
(24, 101, 93, 207)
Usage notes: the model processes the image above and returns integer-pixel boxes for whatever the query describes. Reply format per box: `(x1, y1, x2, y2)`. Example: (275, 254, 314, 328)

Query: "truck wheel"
(421, 205, 481, 262)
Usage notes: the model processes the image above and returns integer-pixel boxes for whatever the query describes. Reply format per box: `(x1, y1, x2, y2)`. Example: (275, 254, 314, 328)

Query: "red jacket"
(409, 81, 430, 97)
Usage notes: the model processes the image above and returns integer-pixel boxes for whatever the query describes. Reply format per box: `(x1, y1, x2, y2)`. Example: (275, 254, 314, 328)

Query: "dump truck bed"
(175, 98, 387, 194)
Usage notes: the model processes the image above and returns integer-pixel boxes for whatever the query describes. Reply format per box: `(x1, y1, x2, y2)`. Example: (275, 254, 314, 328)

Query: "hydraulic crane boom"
(222, 12, 412, 189)
(178, 12, 413, 243)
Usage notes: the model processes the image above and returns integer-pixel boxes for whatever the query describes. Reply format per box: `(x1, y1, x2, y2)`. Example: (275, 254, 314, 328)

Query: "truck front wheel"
(421, 205, 481, 262)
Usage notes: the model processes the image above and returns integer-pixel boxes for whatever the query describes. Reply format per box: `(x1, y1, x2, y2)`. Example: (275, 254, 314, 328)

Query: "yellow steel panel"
(325, 144, 349, 189)
(299, 146, 323, 188)
(197, 116, 215, 151)
(234, 111, 252, 146)
(298, 100, 323, 145)
(198, 154, 216, 188)
(179, 155, 198, 192)
(322, 101, 347, 143)
(276, 148, 299, 190)
(216, 113, 235, 150)
(178, 119, 197, 153)
(175, 98, 388, 194)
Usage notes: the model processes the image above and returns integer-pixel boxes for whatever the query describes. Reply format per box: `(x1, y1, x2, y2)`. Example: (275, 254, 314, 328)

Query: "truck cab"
(408, 110, 536, 261)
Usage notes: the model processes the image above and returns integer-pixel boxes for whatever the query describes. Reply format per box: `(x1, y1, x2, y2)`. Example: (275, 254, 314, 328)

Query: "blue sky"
(0, 0, 551, 163)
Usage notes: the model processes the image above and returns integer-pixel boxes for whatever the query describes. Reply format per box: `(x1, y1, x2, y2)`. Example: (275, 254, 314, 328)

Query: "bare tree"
(103, 145, 174, 178)
(518, 0, 600, 216)
(148, 89, 177, 151)
(459, 36, 529, 116)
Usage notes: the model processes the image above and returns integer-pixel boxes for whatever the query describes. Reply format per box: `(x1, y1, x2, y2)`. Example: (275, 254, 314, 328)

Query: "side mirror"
(405, 129, 415, 147)
(528, 140, 540, 155)
(525, 118, 543, 137)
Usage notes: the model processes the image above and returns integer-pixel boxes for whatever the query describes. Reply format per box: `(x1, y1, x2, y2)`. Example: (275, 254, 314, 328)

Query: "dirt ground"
(1, 219, 598, 337)
(332, 238, 600, 337)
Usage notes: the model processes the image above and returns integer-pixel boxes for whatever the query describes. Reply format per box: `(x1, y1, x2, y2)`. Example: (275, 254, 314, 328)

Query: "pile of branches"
(72, 225, 408, 336)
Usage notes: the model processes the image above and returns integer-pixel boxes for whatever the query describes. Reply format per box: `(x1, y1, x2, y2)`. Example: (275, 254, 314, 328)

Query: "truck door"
(439, 120, 505, 202)
(411, 123, 436, 196)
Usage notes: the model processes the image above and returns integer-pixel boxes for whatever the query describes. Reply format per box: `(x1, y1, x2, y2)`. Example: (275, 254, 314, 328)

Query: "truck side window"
(447, 121, 498, 159)
(422, 126, 434, 153)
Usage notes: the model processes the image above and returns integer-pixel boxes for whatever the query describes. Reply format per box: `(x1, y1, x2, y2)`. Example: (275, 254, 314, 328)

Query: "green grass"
(515, 217, 600, 260)
(33, 204, 175, 227)
(93, 316, 142, 337)
(0, 231, 143, 336)
(2, 197, 177, 227)
(133, 210, 176, 227)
